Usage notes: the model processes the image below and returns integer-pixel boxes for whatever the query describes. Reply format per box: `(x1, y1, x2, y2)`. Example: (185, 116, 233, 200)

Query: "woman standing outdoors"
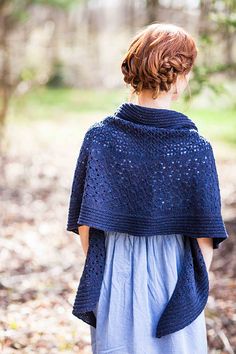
(67, 23, 229, 354)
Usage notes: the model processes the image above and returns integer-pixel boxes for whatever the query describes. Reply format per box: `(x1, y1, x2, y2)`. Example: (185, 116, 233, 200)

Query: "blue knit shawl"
(66, 102, 229, 338)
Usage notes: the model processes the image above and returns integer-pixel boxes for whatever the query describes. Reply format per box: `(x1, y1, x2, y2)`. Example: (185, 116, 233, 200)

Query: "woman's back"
(66, 23, 229, 354)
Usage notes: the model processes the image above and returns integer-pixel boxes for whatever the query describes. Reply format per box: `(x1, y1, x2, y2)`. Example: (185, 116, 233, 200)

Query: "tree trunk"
(146, 0, 159, 25)
(0, 5, 12, 143)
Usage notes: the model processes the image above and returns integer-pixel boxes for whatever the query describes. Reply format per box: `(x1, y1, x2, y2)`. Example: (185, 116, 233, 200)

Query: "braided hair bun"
(121, 23, 198, 99)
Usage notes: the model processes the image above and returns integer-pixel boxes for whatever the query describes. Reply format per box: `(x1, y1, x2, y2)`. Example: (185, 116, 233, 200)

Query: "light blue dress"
(90, 231, 208, 354)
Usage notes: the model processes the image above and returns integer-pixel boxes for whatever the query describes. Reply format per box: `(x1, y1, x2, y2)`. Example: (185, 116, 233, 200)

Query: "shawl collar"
(114, 102, 198, 131)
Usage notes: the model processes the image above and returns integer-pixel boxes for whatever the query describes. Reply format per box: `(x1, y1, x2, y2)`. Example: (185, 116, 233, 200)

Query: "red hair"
(121, 23, 198, 99)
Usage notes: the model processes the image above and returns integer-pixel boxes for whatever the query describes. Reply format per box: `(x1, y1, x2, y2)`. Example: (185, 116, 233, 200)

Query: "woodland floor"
(0, 117, 236, 354)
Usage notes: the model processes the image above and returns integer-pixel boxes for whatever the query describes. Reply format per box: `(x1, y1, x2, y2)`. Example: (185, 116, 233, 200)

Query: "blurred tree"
(145, 0, 160, 24)
(210, 0, 236, 68)
(186, 0, 236, 102)
(46, 60, 66, 88)
(0, 0, 78, 144)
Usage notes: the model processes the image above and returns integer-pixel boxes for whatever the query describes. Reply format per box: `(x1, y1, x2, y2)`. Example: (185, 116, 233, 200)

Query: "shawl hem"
(67, 206, 228, 249)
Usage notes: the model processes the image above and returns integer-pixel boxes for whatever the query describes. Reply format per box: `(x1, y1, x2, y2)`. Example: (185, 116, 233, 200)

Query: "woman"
(66, 23, 228, 354)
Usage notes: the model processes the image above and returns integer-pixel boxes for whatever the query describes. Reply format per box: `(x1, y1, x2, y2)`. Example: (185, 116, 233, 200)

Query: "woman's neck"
(136, 89, 175, 110)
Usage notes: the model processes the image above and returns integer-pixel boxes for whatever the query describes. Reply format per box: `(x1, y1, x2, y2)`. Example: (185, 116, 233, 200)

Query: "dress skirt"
(89, 231, 208, 354)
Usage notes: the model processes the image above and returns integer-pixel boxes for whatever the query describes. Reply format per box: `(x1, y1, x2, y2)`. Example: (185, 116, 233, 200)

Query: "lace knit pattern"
(66, 102, 229, 337)
(67, 104, 227, 247)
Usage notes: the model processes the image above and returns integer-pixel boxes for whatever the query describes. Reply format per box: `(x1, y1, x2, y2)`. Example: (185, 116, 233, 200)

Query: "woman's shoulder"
(82, 112, 215, 160)
(83, 115, 113, 139)
(182, 121, 213, 151)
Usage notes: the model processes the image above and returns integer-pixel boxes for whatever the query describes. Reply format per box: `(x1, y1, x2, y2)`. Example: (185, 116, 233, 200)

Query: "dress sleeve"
(66, 129, 92, 235)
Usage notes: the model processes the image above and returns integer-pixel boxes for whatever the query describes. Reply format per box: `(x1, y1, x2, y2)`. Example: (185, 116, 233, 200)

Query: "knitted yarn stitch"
(66, 102, 228, 337)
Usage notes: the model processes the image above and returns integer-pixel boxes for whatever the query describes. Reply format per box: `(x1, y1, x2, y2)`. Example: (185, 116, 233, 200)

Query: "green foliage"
(20, 67, 38, 82)
(183, 63, 234, 101)
(209, 0, 236, 30)
(31, 0, 79, 9)
(184, 0, 236, 103)
(190, 107, 236, 146)
(9, 87, 236, 146)
(46, 61, 67, 88)
(10, 87, 127, 118)
(198, 33, 213, 46)
(210, 12, 236, 29)
(1, 0, 79, 25)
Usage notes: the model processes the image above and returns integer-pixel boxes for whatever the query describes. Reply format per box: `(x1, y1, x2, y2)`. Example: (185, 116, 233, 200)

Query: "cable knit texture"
(66, 102, 229, 337)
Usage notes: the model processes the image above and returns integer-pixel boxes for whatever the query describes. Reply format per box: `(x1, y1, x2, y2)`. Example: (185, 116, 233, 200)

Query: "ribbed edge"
(114, 102, 198, 130)
(72, 309, 96, 328)
(73, 205, 228, 241)
(155, 237, 210, 337)
(156, 285, 209, 337)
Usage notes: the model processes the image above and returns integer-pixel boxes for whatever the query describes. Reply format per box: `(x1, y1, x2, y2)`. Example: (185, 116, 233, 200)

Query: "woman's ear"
(185, 70, 193, 83)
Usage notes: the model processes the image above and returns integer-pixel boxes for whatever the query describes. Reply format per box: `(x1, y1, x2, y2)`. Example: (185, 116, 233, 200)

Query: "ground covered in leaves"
(0, 117, 235, 354)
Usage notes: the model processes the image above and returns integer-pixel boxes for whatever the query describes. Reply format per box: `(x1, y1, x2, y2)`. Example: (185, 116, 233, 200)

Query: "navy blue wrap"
(66, 102, 229, 337)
